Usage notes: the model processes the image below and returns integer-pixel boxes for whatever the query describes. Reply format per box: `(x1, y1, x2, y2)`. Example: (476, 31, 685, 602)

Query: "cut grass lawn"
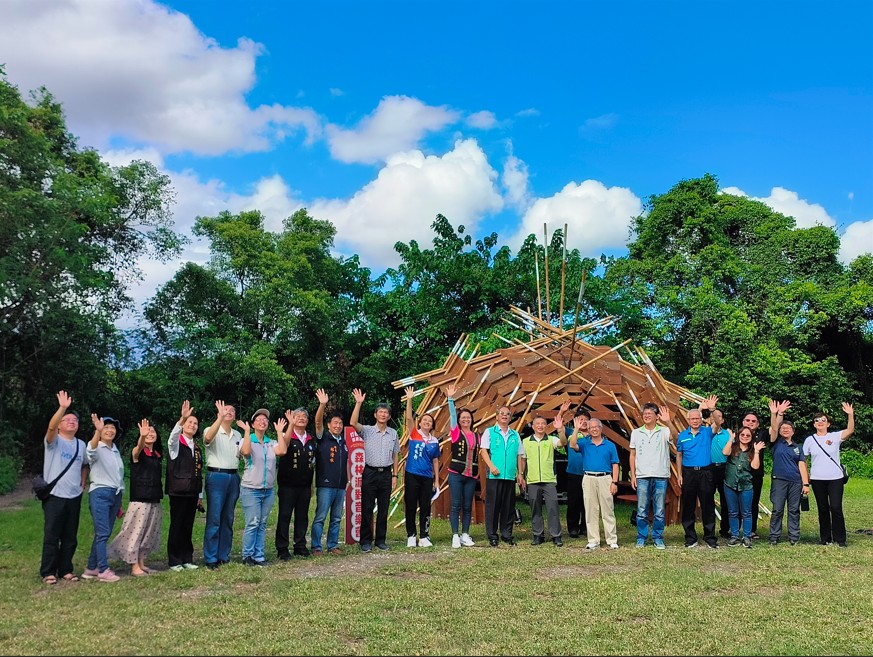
(2, 478, 873, 655)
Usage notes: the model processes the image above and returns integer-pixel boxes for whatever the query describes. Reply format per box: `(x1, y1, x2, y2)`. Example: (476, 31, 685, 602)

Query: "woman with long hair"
(166, 400, 203, 571)
(803, 403, 855, 547)
(444, 384, 480, 549)
(721, 427, 765, 548)
(109, 419, 164, 576)
(403, 386, 441, 548)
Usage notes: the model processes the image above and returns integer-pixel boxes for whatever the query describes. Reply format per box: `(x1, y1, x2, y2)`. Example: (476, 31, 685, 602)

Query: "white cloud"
(579, 112, 619, 136)
(0, 0, 321, 155)
(225, 175, 303, 233)
(311, 139, 503, 265)
(325, 96, 461, 164)
(721, 186, 836, 228)
(509, 180, 642, 254)
(516, 108, 540, 117)
(848, 192, 854, 201)
(101, 147, 165, 169)
(503, 153, 531, 212)
(466, 110, 498, 130)
(329, 88, 345, 97)
(839, 219, 873, 263)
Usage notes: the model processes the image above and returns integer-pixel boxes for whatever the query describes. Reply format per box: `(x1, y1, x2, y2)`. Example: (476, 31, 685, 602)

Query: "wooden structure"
(391, 305, 707, 526)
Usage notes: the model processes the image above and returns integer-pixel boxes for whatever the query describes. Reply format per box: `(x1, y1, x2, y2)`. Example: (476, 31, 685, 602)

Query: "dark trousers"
(769, 477, 802, 543)
(276, 484, 312, 556)
(711, 464, 730, 536)
(751, 469, 764, 533)
(565, 473, 586, 536)
(167, 495, 198, 566)
(40, 494, 82, 578)
(360, 467, 392, 547)
(404, 472, 433, 538)
(485, 478, 516, 542)
(680, 467, 717, 547)
(811, 479, 846, 545)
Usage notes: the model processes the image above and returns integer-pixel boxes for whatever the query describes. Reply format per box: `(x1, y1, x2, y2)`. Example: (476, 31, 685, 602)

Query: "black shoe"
(789, 540, 798, 546)
(769, 540, 778, 546)
(568, 531, 580, 538)
(501, 537, 516, 546)
(243, 557, 257, 566)
(205, 562, 219, 571)
(360, 543, 372, 553)
(489, 538, 499, 547)
(838, 542, 847, 548)
(553, 538, 564, 547)
(707, 543, 719, 550)
(742, 538, 752, 548)
(375, 542, 390, 551)
(294, 548, 312, 558)
(278, 552, 292, 562)
(218, 559, 229, 566)
(531, 535, 545, 546)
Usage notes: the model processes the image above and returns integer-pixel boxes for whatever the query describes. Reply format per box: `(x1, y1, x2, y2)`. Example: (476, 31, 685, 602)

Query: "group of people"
(37, 386, 856, 585)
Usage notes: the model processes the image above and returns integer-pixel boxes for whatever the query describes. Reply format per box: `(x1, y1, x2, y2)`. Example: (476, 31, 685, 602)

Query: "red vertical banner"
(345, 426, 365, 544)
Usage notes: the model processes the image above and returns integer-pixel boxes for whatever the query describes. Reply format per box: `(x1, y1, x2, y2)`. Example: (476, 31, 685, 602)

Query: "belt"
(207, 467, 238, 474)
(682, 465, 712, 471)
(711, 463, 726, 468)
(584, 472, 610, 477)
(365, 464, 392, 473)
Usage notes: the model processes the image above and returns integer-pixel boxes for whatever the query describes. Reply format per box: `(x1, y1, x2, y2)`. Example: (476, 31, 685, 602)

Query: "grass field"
(2, 478, 873, 655)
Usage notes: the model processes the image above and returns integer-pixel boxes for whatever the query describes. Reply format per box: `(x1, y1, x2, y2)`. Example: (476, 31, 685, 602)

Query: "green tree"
(0, 71, 182, 472)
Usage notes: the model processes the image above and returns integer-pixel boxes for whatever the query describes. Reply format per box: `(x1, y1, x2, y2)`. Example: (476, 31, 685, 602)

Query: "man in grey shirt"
(350, 388, 400, 553)
(40, 391, 89, 584)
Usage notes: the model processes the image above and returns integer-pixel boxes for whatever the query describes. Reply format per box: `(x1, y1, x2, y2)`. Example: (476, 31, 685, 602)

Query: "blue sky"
(1, 0, 871, 322)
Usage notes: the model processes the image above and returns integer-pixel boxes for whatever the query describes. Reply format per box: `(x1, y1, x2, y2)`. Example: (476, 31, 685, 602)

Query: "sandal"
(61, 574, 79, 582)
(42, 575, 57, 585)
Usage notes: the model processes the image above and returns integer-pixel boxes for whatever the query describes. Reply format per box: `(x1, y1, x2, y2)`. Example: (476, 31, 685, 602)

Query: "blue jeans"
(203, 471, 240, 564)
(87, 487, 122, 572)
(636, 477, 668, 541)
(240, 486, 275, 561)
(449, 472, 477, 534)
(724, 486, 753, 538)
(311, 487, 345, 551)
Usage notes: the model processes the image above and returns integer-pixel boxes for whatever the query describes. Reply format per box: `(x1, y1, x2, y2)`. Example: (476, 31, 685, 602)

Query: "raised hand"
(556, 399, 571, 421)
(776, 400, 792, 414)
(274, 417, 287, 435)
(215, 400, 228, 419)
(768, 399, 778, 414)
(181, 400, 193, 420)
(573, 416, 585, 432)
(315, 388, 329, 405)
(236, 419, 251, 435)
(727, 428, 735, 441)
(658, 405, 671, 424)
(753, 441, 765, 453)
(57, 390, 72, 409)
(842, 402, 854, 416)
(138, 418, 150, 438)
(352, 388, 366, 404)
(91, 413, 104, 432)
(404, 385, 414, 401)
(445, 383, 457, 398)
(703, 395, 719, 410)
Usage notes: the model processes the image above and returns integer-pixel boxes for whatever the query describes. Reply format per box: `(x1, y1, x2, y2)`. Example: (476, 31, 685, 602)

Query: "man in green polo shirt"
(521, 414, 568, 547)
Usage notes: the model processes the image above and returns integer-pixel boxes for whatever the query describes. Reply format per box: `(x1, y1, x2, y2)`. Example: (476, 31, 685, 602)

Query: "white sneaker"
(585, 542, 599, 550)
(452, 534, 461, 549)
(608, 543, 620, 550)
(182, 563, 199, 570)
(418, 537, 433, 548)
(460, 533, 475, 547)
(169, 565, 184, 572)
(407, 536, 417, 548)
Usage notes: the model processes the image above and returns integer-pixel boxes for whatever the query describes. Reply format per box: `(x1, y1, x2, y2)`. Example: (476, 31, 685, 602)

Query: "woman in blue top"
(238, 409, 289, 565)
(766, 400, 810, 546)
(403, 386, 441, 548)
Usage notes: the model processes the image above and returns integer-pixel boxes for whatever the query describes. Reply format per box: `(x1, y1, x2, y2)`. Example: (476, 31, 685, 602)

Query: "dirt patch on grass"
(292, 549, 447, 579)
(536, 564, 635, 580)
(0, 477, 36, 511)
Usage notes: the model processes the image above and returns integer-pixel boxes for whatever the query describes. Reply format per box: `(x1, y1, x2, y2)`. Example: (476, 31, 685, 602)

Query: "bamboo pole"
(558, 222, 567, 328)
(566, 272, 588, 368)
(534, 252, 543, 321)
(543, 223, 551, 324)
(542, 339, 633, 390)
(514, 383, 542, 432)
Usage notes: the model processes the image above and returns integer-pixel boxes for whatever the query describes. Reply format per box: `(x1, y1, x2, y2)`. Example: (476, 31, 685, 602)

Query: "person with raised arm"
(239, 409, 288, 566)
(310, 389, 350, 556)
(766, 400, 809, 546)
(520, 404, 568, 547)
(803, 402, 855, 548)
(721, 428, 765, 547)
(479, 404, 525, 547)
(350, 388, 400, 553)
(572, 417, 620, 550)
(202, 400, 242, 570)
(109, 419, 164, 576)
(675, 395, 721, 549)
(629, 402, 672, 549)
(39, 391, 88, 585)
(402, 386, 441, 548)
(82, 413, 125, 582)
(275, 405, 317, 560)
(444, 383, 480, 549)
(564, 407, 590, 539)
(166, 400, 203, 572)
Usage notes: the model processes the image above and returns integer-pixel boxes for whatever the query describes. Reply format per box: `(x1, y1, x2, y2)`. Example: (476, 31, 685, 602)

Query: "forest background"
(2, 73, 872, 492)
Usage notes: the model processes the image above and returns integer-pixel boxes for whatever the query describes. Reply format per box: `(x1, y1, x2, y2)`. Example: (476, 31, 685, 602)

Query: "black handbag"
(33, 440, 80, 500)
(812, 435, 848, 485)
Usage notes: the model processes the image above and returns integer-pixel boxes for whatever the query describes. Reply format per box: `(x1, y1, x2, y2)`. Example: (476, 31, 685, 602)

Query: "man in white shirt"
(629, 403, 672, 549)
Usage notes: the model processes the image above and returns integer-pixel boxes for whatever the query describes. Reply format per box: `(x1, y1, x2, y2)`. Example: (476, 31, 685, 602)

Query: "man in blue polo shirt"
(676, 396, 721, 549)
(571, 418, 620, 550)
